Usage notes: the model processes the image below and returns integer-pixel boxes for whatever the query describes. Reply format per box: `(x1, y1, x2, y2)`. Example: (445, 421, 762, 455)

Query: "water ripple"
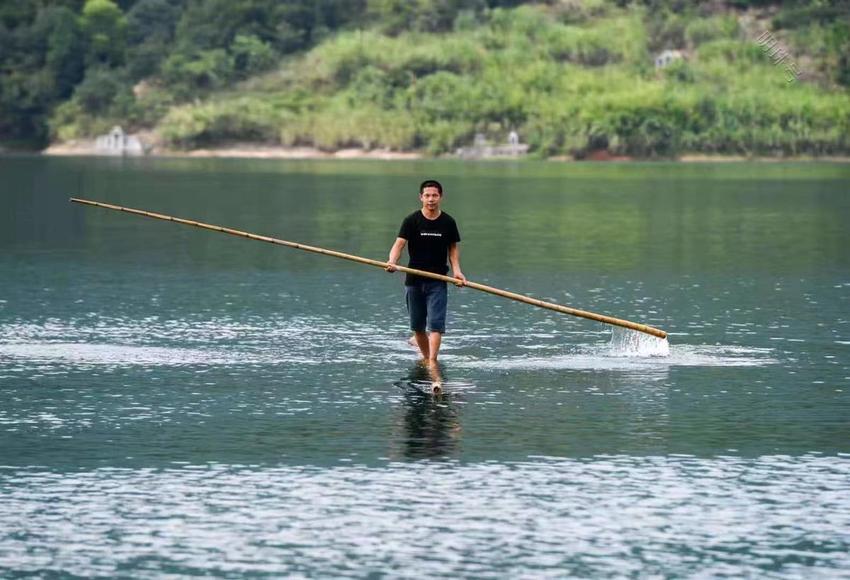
(0, 317, 776, 372)
(0, 455, 847, 577)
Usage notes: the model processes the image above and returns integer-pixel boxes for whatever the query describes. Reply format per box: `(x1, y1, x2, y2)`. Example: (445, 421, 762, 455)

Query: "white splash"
(0, 343, 278, 367)
(608, 327, 670, 357)
(454, 344, 775, 372)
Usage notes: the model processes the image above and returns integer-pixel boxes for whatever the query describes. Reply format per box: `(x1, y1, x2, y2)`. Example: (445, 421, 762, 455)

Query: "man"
(387, 180, 466, 363)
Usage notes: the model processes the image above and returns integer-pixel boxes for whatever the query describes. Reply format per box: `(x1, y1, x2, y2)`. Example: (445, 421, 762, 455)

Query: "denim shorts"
(405, 280, 448, 333)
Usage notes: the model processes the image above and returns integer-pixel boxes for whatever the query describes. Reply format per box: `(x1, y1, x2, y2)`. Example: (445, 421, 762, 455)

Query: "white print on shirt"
(420, 232, 442, 237)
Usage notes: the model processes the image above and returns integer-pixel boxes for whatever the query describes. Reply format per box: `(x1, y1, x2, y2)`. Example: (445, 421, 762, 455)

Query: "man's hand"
(453, 271, 467, 287)
(387, 238, 406, 274)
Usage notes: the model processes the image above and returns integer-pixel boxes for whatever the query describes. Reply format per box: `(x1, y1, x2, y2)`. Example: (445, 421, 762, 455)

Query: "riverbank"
(41, 140, 424, 160)
(39, 140, 850, 163)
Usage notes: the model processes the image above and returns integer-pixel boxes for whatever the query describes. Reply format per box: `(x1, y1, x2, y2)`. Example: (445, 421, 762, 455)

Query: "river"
(1, 156, 848, 576)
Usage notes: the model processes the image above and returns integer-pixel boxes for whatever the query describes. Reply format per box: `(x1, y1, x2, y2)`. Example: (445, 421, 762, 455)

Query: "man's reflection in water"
(391, 361, 462, 460)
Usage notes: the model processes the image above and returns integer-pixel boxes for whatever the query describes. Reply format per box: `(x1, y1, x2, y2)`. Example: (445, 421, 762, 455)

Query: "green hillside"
(2, 0, 849, 158)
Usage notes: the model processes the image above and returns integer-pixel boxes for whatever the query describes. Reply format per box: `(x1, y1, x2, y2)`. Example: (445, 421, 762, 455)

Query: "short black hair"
(419, 179, 443, 196)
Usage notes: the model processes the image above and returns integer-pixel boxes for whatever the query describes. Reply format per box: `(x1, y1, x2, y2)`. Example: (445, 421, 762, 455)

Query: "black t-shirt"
(397, 210, 461, 285)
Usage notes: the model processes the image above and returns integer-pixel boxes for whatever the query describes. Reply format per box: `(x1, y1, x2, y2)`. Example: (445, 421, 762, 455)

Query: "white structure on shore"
(654, 49, 684, 69)
(95, 126, 145, 156)
(457, 132, 529, 159)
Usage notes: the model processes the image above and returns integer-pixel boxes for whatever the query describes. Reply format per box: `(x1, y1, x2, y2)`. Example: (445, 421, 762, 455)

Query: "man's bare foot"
(423, 359, 443, 394)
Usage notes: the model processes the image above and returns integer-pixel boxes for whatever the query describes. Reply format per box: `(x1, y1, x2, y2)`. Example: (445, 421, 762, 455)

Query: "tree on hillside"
(126, 0, 183, 80)
(80, 0, 128, 67)
(44, 6, 86, 99)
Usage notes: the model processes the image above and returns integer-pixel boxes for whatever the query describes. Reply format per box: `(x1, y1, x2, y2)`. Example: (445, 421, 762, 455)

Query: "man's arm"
(448, 242, 466, 286)
(386, 237, 406, 272)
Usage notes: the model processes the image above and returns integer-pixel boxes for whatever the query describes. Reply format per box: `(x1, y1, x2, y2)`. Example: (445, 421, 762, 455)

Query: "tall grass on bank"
(133, 4, 850, 157)
(159, 97, 291, 148)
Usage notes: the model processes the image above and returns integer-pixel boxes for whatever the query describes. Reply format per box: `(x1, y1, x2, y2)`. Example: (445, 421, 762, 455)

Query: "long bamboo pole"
(70, 197, 668, 339)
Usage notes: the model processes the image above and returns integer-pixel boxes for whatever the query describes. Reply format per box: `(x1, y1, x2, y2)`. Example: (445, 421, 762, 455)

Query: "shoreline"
(42, 141, 424, 161)
(37, 141, 850, 163)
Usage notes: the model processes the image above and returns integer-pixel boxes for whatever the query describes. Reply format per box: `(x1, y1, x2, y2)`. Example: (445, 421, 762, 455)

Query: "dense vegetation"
(1, 0, 848, 157)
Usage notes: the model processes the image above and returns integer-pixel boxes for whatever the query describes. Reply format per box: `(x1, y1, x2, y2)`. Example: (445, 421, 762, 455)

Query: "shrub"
(684, 15, 739, 47)
(696, 38, 768, 66)
(303, 30, 482, 90)
(161, 49, 234, 97)
(280, 102, 416, 151)
(159, 97, 287, 147)
(550, 0, 610, 25)
(72, 66, 131, 114)
(663, 59, 695, 83)
(418, 119, 474, 154)
(49, 100, 112, 140)
(230, 34, 277, 77)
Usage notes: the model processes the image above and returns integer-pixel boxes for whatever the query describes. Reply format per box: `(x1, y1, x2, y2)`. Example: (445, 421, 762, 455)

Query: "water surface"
(1, 156, 848, 576)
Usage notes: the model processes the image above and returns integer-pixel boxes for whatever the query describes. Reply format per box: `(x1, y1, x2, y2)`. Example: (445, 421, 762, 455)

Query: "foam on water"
(0, 317, 776, 372)
(608, 326, 670, 357)
(455, 344, 775, 371)
(0, 317, 410, 369)
(0, 342, 297, 367)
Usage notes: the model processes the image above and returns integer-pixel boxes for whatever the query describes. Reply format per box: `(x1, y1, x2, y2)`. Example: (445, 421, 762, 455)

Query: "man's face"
(420, 186, 442, 211)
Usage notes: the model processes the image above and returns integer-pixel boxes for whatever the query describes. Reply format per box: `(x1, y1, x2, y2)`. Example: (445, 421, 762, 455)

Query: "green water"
(1, 156, 848, 577)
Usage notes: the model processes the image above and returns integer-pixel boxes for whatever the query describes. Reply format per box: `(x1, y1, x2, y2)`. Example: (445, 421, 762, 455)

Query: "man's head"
(419, 179, 443, 213)
(419, 179, 443, 197)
